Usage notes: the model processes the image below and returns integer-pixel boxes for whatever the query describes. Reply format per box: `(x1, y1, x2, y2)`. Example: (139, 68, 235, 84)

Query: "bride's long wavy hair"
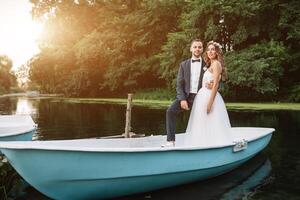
(203, 41, 227, 81)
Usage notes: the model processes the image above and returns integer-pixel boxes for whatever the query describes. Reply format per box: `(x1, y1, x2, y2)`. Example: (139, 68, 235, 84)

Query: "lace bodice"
(202, 70, 214, 87)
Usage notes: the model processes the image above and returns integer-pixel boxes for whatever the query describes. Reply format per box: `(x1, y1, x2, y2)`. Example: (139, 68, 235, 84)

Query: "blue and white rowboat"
(0, 115, 36, 141)
(0, 127, 274, 200)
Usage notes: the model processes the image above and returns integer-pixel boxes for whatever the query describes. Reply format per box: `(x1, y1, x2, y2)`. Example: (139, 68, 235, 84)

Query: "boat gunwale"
(0, 129, 274, 152)
(0, 114, 36, 137)
(0, 126, 36, 137)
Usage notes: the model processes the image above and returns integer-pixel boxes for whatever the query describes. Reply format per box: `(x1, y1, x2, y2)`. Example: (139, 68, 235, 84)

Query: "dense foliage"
(26, 0, 300, 101)
(0, 55, 17, 94)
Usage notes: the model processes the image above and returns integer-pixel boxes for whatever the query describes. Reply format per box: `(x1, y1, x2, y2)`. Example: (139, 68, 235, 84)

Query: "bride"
(184, 41, 233, 147)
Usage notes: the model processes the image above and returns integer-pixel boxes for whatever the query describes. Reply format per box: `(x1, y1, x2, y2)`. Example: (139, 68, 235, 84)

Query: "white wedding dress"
(184, 70, 233, 147)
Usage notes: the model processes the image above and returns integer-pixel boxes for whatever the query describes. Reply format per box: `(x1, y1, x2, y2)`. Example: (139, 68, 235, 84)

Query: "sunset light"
(0, 0, 42, 70)
(0, 1, 298, 199)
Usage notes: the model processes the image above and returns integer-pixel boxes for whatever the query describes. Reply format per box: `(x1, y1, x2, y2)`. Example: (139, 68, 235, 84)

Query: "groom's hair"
(191, 39, 203, 46)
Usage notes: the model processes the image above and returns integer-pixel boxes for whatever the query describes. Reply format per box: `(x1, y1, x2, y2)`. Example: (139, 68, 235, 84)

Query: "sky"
(0, 0, 43, 70)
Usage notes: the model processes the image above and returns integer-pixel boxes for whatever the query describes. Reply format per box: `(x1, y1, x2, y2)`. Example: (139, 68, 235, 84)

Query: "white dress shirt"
(190, 58, 202, 94)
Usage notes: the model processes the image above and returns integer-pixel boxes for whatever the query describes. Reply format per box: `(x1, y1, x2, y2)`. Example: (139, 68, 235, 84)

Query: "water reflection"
(15, 98, 38, 115)
(0, 97, 299, 199)
(0, 97, 17, 115)
(118, 154, 271, 200)
(221, 156, 272, 199)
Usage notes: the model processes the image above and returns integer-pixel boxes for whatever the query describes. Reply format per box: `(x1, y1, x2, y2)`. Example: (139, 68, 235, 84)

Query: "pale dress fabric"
(184, 70, 233, 147)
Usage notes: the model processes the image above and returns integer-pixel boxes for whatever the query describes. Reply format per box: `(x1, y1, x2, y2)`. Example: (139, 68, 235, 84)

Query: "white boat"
(0, 115, 36, 141)
(0, 127, 274, 200)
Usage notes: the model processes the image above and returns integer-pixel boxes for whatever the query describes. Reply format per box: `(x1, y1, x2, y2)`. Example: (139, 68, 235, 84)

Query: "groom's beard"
(193, 52, 202, 58)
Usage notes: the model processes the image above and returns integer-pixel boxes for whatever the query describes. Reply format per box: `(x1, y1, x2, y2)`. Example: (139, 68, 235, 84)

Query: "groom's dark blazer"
(176, 58, 207, 101)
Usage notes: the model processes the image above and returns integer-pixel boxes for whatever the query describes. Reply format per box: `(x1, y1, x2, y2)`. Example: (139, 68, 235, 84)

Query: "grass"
(225, 102, 300, 111)
(133, 88, 174, 101)
(47, 97, 300, 111)
(49, 97, 171, 108)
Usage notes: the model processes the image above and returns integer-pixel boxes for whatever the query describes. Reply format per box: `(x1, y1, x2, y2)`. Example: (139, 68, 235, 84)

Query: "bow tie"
(192, 59, 201, 63)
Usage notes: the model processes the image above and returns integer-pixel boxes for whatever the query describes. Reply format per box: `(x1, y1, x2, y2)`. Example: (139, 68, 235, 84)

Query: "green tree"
(225, 41, 287, 101)
(29, 0, 98, 95)
(277, 0, 300, 101)
(29, 0, 184, 96)
(75, 0, 185, 93)
(28, 0, 300, 101)
(158, 0, 299, 101)
(0, 55, 17, 93)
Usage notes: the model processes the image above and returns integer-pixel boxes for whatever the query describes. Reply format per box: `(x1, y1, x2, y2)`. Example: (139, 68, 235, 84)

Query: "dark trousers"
(166, 94, 197, 141)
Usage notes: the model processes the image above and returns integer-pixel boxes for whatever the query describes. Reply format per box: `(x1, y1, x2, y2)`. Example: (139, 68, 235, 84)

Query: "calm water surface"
(0, 97, 299, 200)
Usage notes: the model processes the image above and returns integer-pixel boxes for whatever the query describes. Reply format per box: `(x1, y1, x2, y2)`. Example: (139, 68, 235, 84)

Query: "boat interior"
(0, 127, 274, 151)
(0, 115, 36, 136)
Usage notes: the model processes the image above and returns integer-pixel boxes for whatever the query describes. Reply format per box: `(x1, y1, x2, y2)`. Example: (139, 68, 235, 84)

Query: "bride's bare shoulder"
(211, 60, 222, 72)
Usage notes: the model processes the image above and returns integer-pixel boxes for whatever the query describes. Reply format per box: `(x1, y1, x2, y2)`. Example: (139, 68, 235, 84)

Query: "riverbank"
(50, 97, 300, 111)
(1, 93, 300, 110)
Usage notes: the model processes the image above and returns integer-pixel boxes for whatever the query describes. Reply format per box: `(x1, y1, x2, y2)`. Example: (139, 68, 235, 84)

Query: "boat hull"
(0, 129, 34, 141)
(1, 133, 272, 200)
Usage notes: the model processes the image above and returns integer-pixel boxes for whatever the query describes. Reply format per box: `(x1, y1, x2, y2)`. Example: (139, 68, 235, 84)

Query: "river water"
(0, 97, 299, 200)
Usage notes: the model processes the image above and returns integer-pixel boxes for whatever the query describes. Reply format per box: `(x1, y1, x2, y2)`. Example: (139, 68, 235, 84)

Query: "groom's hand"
(180, 100, 189, 110)
(205, 80, 214, 89)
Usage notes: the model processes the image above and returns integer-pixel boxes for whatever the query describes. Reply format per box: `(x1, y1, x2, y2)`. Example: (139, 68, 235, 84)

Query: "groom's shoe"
(161, 141, 175, 147)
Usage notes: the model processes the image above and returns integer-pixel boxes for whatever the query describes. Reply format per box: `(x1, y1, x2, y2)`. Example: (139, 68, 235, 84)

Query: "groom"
(163, 39, 208, 147)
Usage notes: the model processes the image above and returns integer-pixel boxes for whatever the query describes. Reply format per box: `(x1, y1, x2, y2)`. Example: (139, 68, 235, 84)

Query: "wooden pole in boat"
(99, 93, 145, 139)
(124, 93, 133, 138)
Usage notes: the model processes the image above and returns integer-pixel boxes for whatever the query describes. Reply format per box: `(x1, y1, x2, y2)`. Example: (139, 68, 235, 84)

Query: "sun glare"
(0, 0, 43, 71)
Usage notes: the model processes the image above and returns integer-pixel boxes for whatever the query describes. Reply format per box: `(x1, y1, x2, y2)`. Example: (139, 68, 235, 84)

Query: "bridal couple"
(163, 39, 232, 147)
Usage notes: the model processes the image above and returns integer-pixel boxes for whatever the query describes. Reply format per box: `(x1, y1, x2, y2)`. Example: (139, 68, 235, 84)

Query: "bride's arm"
(207, 61, 222, 114)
